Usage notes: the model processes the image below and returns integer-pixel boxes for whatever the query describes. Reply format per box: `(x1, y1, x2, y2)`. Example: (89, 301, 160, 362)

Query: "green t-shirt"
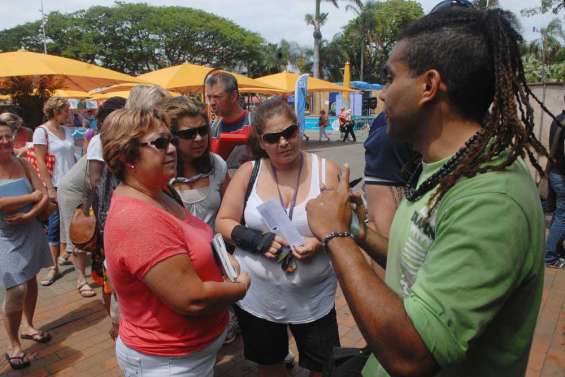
(363, 155, 544, 377)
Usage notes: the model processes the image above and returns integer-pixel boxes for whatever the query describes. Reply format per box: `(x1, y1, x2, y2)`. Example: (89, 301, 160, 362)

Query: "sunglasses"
(175, 125, 209, 140)
(430, 0, 473, 13)
(140, 135, 178, 151)
(262, 125, 299, 144)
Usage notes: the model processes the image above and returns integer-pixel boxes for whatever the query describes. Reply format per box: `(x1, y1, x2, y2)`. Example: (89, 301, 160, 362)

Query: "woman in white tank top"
(216, 98, 341, 377)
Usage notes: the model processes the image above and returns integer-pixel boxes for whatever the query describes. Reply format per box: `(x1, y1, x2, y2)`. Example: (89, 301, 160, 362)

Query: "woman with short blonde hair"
(33, 96, 77, 287)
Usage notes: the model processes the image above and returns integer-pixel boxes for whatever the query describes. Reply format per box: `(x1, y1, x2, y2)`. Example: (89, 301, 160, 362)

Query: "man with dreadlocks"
(306, 5, 553, 377)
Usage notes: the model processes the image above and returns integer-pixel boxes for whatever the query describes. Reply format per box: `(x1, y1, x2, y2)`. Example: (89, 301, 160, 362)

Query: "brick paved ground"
(1, 136, 564, 376)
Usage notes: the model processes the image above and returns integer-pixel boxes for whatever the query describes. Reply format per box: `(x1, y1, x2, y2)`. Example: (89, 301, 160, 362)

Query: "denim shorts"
(115, 329, 226, 377)
(47, 210, 60, 245)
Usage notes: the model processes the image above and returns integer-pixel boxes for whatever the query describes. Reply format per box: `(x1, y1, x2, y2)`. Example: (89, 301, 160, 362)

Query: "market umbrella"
(0, 51, 145, 92)
(136, 64, 280, 93)
(90, 89, 181, 100)
(255, 71, 356, 94)
(52, 89, 91, 99)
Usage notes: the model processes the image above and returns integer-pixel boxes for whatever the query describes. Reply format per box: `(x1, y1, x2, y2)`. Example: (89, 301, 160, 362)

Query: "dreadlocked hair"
(398, 7, 557, 215)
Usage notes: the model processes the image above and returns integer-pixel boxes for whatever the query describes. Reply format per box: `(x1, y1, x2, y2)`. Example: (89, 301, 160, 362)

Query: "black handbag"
(323, 346, 371, 377)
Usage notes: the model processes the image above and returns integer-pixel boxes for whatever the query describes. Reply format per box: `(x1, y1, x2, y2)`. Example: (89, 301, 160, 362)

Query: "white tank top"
(235, 153, 337, 324)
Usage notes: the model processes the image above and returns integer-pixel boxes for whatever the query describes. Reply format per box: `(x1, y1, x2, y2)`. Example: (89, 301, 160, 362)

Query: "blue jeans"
(545, 171, 565, 263)
(47, 210, 60, 246)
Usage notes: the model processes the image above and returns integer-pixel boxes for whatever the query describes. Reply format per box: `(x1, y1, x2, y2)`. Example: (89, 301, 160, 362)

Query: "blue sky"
(0, 0, 557, 46)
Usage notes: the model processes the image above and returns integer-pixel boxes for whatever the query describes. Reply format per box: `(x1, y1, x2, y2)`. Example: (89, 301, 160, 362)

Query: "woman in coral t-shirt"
(101, 108, 249, 377)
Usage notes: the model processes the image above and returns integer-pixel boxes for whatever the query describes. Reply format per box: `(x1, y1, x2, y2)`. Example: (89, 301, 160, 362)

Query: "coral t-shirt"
(104, 195, 228, 356)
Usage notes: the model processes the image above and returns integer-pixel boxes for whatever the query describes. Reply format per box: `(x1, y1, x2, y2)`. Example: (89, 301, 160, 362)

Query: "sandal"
(58, 252, 72, 266)
(21, 330, 51, 343)
(77, 282, 96, 298)
(4, 353, 30, 370)
(40, 267, 60, 286)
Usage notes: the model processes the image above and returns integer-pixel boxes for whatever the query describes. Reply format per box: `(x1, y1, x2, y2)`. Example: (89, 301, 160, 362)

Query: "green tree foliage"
(1, 77, 61, 127)
(261, 40, 313, 75)
(522, 0, 564, 16)
(0, 2, 267, 76)
(321, 0, 423, 83)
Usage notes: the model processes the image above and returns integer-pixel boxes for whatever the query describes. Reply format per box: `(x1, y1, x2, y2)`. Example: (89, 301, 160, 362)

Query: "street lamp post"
(40, 0, 47, 54)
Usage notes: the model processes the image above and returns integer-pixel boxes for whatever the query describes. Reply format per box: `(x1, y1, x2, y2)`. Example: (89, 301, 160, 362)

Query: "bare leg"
(72, 250, 87, 284)
(49, 243, 60, 274)
(20, 277, 38, 333)
(258, 364, 288, 377)
(2, 284, 26, 357)
(73, 250, 95, 297)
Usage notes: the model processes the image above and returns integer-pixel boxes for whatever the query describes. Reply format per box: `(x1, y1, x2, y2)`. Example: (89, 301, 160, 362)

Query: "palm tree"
(306, 0, 362, 78)
(345, 0, 372, 81)
(472, 0, 499, 8)
(306, 0, 336, 78)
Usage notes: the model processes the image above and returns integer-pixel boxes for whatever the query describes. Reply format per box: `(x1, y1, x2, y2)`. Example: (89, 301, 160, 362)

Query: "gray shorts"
(115, 329, 227, 377)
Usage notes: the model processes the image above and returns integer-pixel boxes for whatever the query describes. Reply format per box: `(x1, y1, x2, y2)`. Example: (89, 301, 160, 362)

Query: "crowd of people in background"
(0, 2, 563, 377)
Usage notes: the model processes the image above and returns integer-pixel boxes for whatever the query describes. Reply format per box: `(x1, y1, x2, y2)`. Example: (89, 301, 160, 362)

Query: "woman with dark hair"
(162, 96, 229, 229)
(216, 97, 341, 377)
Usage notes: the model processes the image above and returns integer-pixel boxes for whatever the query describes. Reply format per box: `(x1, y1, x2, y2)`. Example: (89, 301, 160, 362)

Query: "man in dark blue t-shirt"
(364, 111, 415, 239)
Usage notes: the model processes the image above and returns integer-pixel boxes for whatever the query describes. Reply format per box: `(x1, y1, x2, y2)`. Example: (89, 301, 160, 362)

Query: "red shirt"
(104, 195, 228, 356)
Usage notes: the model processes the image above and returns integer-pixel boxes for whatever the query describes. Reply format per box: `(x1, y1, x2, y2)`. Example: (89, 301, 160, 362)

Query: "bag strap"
(16, 157, 33, 185)
(164, 183, 185, 208)
(38, 126, 50, 153)
(241, 159, 260, 225)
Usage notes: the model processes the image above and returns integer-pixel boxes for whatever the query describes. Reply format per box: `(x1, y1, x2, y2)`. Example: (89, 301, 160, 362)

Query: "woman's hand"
(228, 254, 241, 276)
(4, 212, 31, 224)
(47, 187, 57, 202)
(264, 235, 288, 259)
(235, 271, 251, 292)
(30, 190, 43, 203)
(292, 237, 322, 260)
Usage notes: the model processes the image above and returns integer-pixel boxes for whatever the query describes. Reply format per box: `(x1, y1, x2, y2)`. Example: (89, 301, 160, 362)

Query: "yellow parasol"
(52, 89, 91, 99)
(343, 62, 351, 107)
(0, 51, 145, 91)
(0, 89, 91, 100)
(90, 89, 181, 100)
(255, 71, 356, 94)
(136, 64, 280, 93)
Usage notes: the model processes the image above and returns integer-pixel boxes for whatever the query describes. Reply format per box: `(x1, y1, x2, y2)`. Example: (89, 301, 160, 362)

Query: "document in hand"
(256, 200, 304, 247)
(212, 234, 238, 282)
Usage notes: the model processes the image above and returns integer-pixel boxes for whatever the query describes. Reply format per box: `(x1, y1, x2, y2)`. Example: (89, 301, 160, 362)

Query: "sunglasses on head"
(430, 0, 474, 13)
(262, 124, 299, 144)
(175, 125, 209, 140)
(140, 134, 178, 151)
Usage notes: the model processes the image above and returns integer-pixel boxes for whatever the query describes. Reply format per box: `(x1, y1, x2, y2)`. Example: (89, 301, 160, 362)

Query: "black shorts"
(233, 305, 340, 372)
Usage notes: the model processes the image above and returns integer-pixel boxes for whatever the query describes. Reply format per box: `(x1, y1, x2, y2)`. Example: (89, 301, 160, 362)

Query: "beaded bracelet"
(322, 231, 353, 249)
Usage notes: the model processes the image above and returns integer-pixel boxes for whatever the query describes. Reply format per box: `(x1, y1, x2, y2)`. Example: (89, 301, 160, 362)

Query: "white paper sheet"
(257, 200, 305, 247)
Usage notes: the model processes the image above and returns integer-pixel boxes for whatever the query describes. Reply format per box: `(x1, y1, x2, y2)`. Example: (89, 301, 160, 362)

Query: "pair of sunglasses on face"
(140, 134, 178, 151)
(175, 125, 209, 140)
(261, 124, 299, 144)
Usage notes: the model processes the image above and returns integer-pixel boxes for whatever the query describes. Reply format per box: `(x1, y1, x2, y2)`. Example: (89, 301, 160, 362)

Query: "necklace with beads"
(405, 131, 482, 202)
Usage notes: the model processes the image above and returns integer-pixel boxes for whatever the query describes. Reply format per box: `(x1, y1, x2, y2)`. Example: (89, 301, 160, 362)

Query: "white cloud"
(0, 0, 556, 47)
